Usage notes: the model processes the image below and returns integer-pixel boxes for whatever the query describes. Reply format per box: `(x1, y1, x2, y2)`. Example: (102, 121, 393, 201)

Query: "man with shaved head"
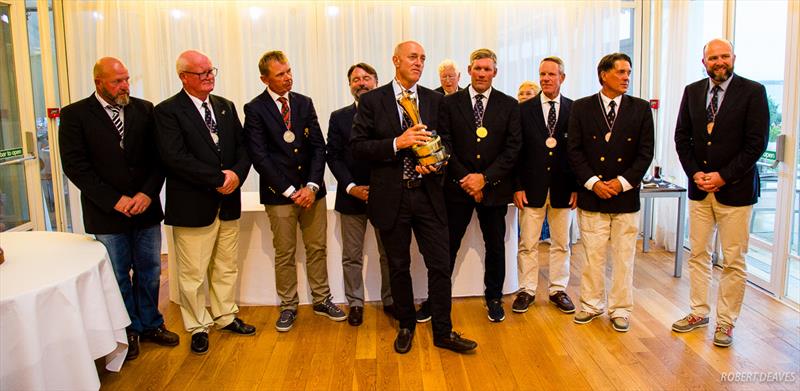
(155, 50, 254, 355)
(351, 40, 477, 354)
(672, 38, 769, 347)
(60, 57, 179, 360)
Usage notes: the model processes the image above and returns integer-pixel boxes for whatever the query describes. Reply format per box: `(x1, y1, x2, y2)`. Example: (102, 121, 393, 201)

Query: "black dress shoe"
(416, 301, 431, 323)
(394, 328, 414, 354)
(126, 332, 139, 361)
(433, 331, 477, 353)
(348, 306, 364, 326)
(191, 332, 209, 355)
(141, 324, 180, 346)
(221, 317, 256, 335)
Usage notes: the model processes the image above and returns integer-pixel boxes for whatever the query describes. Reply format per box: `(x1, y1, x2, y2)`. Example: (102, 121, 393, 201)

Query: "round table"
(0, 231, 131, 391)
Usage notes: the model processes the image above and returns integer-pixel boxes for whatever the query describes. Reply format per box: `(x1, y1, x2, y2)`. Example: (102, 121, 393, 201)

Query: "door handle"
(0, 154, 36, 166)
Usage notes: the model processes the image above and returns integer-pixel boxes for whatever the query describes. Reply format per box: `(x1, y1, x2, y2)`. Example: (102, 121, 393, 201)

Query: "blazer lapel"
(590, 93, 610, 140)
(178, 90, 218, 153)
(380, 83, 403, 136)
(556, 97, 570, 134)
(713, 74, 737, 124)
(263, 91, 287, 132)
(531, 95, 549, 137)
(87, 95, 124, 145)
(455, 90, 474, 132)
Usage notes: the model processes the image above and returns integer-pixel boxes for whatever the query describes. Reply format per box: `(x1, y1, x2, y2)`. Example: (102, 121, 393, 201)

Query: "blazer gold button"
(293, 148, 298, 153)
(477, 154, 481, 159)
(593, 135, 596, 140)
(617, 158, 622, 162)
(548, 151, 553, 156)
(477, 138, 481, 142)
(600, 156, 605, 161)
(547, 167, 551, 171)
(598, 174, 603, 179)
(627, 137, 632, 141)
(703, 160, 707, 164)
(298, 165, 302, 170)
(707, 141, 712, 146)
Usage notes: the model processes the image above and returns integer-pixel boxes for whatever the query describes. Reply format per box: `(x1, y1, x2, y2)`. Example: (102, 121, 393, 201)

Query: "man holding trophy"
(351, 40, 478, 354)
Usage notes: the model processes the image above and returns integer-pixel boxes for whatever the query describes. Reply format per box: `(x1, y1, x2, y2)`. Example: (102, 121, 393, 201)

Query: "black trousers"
(378, 187, 452, 338)
(446, 201, 508, 301)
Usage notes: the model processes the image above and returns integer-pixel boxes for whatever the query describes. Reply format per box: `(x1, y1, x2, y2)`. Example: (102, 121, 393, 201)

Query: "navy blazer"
(439, 87, 521, 206)
(326, 103, 371, 215)
(154, 90, 250, 227)
(674, 74, 769, 206)
(516, 93, 577, 208)
(243, 90, 327, 205)
(59, 94, 164, 234)
(350, 82, 448, 230)
(568, 93, 654, 213)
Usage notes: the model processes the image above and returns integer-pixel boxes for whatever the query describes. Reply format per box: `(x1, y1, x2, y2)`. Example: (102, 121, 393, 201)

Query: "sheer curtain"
(59, 0, 622, 193)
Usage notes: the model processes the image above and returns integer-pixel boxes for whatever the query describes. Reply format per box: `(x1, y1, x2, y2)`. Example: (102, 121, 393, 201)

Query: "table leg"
(674, 193, 687, 277)
(643, 197, 653, 252)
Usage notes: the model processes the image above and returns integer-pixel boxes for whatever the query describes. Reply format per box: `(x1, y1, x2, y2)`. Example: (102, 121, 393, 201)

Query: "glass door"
(0, 0, 43, 232)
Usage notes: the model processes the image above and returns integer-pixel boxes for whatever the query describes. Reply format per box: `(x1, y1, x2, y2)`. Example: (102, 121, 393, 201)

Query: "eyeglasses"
(183, 67, 218, 79)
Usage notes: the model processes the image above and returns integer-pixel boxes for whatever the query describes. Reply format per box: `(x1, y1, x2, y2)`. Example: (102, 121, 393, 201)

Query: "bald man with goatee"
(60, 57, 179, 361)
(351, 40, 477, 354)
(155, 50, 254, 355)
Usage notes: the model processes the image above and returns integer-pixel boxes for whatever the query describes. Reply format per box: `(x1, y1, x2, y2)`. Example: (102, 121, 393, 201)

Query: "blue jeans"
(95, 223, 164, 334)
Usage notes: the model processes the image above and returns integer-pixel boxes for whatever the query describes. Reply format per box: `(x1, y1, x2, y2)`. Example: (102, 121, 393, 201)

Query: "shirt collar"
(468, 85, 492, 101)
(541, 93, 561, 106)
(267, 87, 289, 103)
(599, 91, 622, 108)
(393, 79, 418, 98)
(184, 88, 210, 109)
(708, 74, 733, 92)
(95, 92, 115, 109)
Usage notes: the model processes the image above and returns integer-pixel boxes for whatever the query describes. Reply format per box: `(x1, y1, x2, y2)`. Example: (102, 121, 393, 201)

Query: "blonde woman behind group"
(517, 80, 541, 102)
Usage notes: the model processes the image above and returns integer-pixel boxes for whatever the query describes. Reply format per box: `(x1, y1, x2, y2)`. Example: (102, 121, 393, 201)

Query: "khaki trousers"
(173, 215, 240, 334)
(340, 213, 392, 307)
(688, 193, 752, 327)
(577, 209, 639, 318)
(266, 198, 330, 312)
(517, 192, 572, 295)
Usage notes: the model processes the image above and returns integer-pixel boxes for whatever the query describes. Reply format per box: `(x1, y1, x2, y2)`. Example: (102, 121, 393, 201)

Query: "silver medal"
(283, 130, 295, 143)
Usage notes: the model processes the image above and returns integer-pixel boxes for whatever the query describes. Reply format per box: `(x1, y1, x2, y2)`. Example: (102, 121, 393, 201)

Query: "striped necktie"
(107, 105, 124, 148)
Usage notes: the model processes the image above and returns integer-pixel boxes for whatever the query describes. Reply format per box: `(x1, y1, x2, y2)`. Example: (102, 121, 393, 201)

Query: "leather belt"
(403, 178, 422, 189)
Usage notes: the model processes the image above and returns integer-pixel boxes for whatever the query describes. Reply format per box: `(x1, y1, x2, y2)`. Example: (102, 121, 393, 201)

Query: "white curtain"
(651, 0, 723, 251)
(60, 0, 622, 192)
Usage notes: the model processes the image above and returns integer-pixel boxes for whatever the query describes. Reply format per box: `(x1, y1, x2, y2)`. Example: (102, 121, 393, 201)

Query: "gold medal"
(476, 126, 488, 138)
(283, 130, 296, 143)
(604, 132, 611, 142)
(545, 137, 557, 148)
(706, 122, 714, 134)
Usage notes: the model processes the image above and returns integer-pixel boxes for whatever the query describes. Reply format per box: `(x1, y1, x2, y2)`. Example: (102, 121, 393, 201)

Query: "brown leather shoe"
(549, 291, 576, 313)
(141, 324, 180, 346)
(126, 331, 139, 361)
(512, 292, 534, 313)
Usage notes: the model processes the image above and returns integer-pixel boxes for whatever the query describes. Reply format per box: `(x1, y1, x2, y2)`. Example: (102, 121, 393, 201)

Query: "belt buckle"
(404, 178, 421, 189)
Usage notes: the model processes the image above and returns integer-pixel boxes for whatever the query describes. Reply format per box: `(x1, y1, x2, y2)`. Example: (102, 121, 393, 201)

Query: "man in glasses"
(155, 50, 255, 355)
(435, 59, 462, 96)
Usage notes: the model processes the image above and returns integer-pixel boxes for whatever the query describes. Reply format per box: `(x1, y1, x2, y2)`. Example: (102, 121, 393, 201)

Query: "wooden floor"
(99, 241, 800, 390)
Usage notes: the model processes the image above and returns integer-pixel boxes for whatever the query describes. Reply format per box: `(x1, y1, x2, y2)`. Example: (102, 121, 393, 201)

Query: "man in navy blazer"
(351, 40, 477, 354)
(155, 50, 254, 355)
(326, 62, 394, 326)
(672, 39, 769, 348)
(568, 53, 654, 332)
(513, 56, 577, 315)
(60, 57, 178, 360)
(437, 48, 521, 323)
(243, 51, 345, 333)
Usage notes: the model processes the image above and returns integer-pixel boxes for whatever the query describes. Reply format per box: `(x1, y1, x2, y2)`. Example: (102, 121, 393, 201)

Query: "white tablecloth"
(0, 231, 131, 391)
(167, 192, 520, 305)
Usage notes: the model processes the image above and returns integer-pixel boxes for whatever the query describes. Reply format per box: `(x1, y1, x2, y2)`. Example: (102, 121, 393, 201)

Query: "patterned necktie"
(547, 101, 557, 131)
(107, 105, 124, 147)
(606, 100, 617, 128)
(202, 102, 219, 146)
(706, 85, 720, 123)
(278, 96, 291, 130)
(400, 110, 420, 180)
(474, 94, 485, 128)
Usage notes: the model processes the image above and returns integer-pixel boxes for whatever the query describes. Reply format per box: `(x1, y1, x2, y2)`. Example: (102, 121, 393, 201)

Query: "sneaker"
(549, 291, 576, 313)
(713, 324, 734, 347)
(512, 292, 534, 313)
(275, 309, 297, 332)
(573, 311, 601, 324)
(671, 314, 709, 333)
(313, 296, 346, 321)
(487, 299, 505, 322)
(416, 300, 432, 323)
(611, 316, 630, 332)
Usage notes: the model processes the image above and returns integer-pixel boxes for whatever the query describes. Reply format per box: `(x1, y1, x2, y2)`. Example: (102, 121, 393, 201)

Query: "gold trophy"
(397, 90, 449, 167)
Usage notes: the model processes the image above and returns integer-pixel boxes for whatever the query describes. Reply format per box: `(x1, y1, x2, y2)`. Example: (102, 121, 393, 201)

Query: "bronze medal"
(706, 122, 714, 134)
(476, 126, 488, 138)
(283, 130, 295, 143)
(604, 132, 611, 142)
(545, 137, 557, 148)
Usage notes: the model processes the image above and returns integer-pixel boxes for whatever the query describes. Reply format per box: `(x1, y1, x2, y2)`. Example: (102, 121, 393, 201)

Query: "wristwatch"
(307, 184, 319, 193)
